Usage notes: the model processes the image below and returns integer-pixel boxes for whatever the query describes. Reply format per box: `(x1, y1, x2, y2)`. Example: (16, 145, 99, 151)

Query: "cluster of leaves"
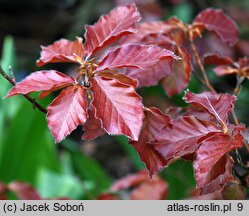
(7, 3, 178, 143)
(3, 3, 249, 199)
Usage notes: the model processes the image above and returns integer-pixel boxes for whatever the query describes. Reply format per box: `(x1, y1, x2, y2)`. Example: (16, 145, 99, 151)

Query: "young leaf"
(161, 48, 191, 97)
(195, 156, 235, 195)
(121, 21, 174, 44)
(111, 170, 149, 192)
(82, 105, 105, 140)
(184, 91, 236, 124)
(97, 71, 138, 88)
(125, 59, 173, 88)
(90, 75, 143, 141)
(194, 8, 239, 46)
(37, 38, 85, 66)
(7, 71, 75, 98)
(203, 53, 233, 65)
(130, 107, 171, 175)
(84, 3, 141, 57)
(194, 128, 244, 190)
(110, 170, 168, 200)
(130, 176, 168, 200)
(97, 44, 179, 71)
(151, 116, 221, 165)
(47, 86, 88, 143)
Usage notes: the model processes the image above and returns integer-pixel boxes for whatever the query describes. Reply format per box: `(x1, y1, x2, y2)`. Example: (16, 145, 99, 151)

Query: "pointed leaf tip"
(84, 3, 141, 57)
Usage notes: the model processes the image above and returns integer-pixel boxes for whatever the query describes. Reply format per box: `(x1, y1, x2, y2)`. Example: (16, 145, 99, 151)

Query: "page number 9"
(237, 203, 243, 211)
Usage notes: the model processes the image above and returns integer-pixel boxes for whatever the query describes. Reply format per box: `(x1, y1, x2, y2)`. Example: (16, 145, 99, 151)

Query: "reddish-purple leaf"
(90, 75, 143, 140)
(130, 176, 168, 200)
(161, 48, 191, 97)
(194, 8, 239, 46)
(125, 59, 173, 88)
(151, 116, 221, 165)
(8, 182, 42, 200)
(141, 34, 176, 50)
(121, 21, 174, 44)
(203, 53, 233, 65)
(213, 65, 237, 76)
(84, 3, 141, 57)
(184, 91, 236, 124)
(134, 21, 173, 36)
(194, 128, 244, 190)
(110, 170, 168, 200)
(82, 105, 105, 140)
(7, 71, 75, 98)
(130, 107, 171, 175)
(111, 170, 149, 192)
(195, 156, 235, 195)
(47, 86, 88, 143)
(97, 71, 138, 88)
(37, 37, 85, 66)
(97, 44, 180, 71)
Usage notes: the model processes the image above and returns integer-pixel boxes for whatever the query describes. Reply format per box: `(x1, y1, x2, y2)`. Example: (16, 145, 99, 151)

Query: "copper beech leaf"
(7, 71, 75, 97)
(111, 170, 168, 200)
(47, 86, 88, 143)
(97, 44, 180, 71)
(194, 8, 239, 46)
(192, 156, 234, 198)
(125, 59, 173, 88)
(90, 75, 143, 141)
(82, 105, 105, 140)
(130, 176, 168, 200)
(194, 127, 244, 191)
(130, 107, 171, 176)
(161, 48, 191, 97)
(184, 91, 236, 124)
(151, 116, 221, 165)
(84, 3, 141, 57)
(37, 37, 85, 66)
(196, 156, 235, 195)
(121, 21, 174, 44)
(111, 170, 149, 192)
(203, 53, 233, 65)
(8, 182, 42, 200)
(97, 71, 138, 89)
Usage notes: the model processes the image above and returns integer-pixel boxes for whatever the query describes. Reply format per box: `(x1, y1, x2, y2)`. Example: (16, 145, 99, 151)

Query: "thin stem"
(190, 39, 217, 93)
(189, 39, 231, 133)
(231, 76, 244, 126)
(0, 66, 47, 114)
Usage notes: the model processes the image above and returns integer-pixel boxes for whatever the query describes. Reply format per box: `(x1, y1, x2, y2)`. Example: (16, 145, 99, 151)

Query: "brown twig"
(0, 65, 47, 114)
(231, 76, 244, 126)
(190, 39, 217, 94)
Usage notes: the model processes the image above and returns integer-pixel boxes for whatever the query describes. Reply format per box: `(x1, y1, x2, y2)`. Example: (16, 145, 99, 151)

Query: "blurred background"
(0, 0, 249, 199)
